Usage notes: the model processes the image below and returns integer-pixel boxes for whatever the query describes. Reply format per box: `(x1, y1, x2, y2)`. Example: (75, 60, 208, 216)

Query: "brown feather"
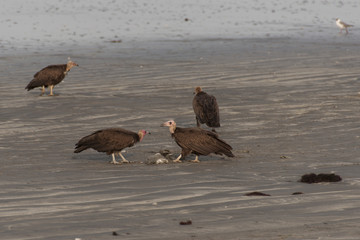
(74, 128, 140, 155)
(26, 64, 68, 90)
(173, 127, 233, 158)
(193, 88, 220, 128)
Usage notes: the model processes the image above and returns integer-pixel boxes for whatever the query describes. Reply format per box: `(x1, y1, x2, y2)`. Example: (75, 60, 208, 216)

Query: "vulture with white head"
(161, 120, 233, 162)
(25, 58, 79, 96)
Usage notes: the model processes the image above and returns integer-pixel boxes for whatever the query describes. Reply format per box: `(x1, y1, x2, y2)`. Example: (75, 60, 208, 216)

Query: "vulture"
(336, 18, 353, 34)
(74, 128, 150, 164)
(161, 120, 234, 163)
(192, 86, 220, 132)
(25, 58, 79, 96)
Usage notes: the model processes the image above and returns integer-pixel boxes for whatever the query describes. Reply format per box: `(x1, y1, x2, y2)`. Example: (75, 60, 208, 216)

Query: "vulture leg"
(196, 117, 201, 127)
(118, 152, 129, 163)
(110, 153, 120, 164)
(173, 154, 182, 163)
(40, 86, 45, 96)
(49, 85, 54, 96)
(191, 155, 200, 163)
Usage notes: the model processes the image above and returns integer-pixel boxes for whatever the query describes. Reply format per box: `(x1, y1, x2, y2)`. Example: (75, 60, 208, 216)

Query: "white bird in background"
(336, 18, 354, 34)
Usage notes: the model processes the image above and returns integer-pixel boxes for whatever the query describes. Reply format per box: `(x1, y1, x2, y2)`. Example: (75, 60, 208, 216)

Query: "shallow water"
(1, 0, 359, 55)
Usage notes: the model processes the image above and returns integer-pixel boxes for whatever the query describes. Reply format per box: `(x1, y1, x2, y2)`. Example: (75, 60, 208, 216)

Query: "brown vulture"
(192, 86, 220, 131)
(74, 128, 150, 164)
(25, 58, 79, 96)
(161, 120, 234, 163)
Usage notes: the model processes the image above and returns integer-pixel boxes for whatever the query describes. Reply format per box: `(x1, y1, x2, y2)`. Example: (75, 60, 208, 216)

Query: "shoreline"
(2, 32, 360, 58)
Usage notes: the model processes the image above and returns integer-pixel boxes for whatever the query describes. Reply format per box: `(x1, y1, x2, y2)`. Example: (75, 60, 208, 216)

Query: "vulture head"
(138, 130, 151, 141)
(66, 57, 79, 72)
(194, 86, 202, 95)
(161, 120, 176, 133)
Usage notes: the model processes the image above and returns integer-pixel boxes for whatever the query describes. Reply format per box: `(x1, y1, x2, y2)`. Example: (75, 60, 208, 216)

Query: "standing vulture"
(192, 86, 220, 131)
(25, 58, 79, 96)
(74, 128, 150, 164)
(161, 120, 234, 162)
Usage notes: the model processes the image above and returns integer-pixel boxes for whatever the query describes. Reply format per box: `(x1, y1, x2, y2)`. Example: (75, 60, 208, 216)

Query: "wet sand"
(1, 38, 360, 239)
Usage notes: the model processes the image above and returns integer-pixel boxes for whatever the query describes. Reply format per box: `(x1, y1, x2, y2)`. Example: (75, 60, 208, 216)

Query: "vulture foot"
(40, 86, 45, 96)
(173, 154, 182, 163)
(190, 159, 200, 163)
(117, 152, 129, 163)
(191, 155, 200, 163)
(109, 160, 121, 165)
(110, 153, 121, 164)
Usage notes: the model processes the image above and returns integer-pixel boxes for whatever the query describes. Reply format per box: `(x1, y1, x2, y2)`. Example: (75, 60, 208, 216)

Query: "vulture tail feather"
(74, 145, 89, 153)
(216, 139, 234, 157)
(25, 79, 37, 90)
(74, 134, 97, 153)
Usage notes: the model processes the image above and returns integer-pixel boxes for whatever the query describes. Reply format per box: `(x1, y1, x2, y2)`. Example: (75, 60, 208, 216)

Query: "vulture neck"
(65, 63, 74, 72)
(137, 131, 145, 141)
(169, 123, 176, 134)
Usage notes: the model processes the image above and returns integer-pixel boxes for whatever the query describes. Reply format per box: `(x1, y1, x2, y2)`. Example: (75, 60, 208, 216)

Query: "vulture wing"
(26, 64, 67, 90)
(174, 127, 233, 157)
(74, 128, 139, 154)
(193, 92, 220, 127)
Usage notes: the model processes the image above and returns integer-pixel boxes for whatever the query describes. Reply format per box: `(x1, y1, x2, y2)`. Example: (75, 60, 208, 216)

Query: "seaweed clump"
(300, 173, 342, 184)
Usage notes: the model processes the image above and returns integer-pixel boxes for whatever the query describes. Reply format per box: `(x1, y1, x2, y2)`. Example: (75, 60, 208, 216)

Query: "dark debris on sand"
(179, 220, 192, 225)
(300, 173, 342, 184)
(292, 192, 304, 195)
(245, 191, 271, 196)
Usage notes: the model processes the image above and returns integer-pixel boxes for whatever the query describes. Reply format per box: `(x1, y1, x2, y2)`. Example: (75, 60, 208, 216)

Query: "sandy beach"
(1, 0, 360, 239)
(1, 37, 360, 239)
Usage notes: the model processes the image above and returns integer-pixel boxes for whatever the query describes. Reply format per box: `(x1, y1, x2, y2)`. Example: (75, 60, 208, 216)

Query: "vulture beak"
(146, 130, 151, 135)
(160, 121, 171, 127)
